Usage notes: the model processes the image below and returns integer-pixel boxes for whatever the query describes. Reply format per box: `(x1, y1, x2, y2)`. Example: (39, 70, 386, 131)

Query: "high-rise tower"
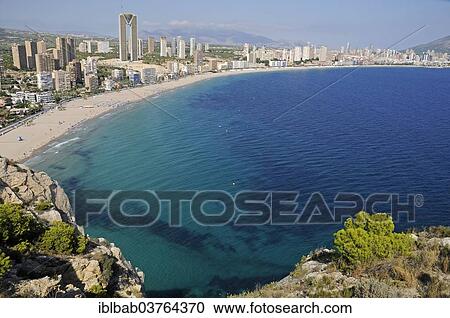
(119, 13, 138, 61)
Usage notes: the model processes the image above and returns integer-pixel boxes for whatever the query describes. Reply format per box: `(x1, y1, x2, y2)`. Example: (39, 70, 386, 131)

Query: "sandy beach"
(0, 68, 285, 162)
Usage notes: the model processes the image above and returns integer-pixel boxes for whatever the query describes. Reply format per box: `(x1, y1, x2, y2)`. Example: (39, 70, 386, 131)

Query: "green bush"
(334, 212, 413, 267)
(0, 203, 42, 245)
(0, 251, 12, 278)
(34, 200, 52, 211)
(76, 235, 89, 254)
(40, 222, 86, 255)
(12, 241, 34, 255)
(87, 284, 107, 297)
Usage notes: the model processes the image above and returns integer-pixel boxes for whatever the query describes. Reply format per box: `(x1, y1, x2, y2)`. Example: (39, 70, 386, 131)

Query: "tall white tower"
(119, 13, 138, 61)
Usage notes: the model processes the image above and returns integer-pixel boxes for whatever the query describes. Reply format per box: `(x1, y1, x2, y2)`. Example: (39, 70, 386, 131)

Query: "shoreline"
(0, 65, 433, 162)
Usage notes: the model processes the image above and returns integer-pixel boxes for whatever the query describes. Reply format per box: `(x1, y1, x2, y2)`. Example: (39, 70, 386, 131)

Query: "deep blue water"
(28, 67, 450, 296)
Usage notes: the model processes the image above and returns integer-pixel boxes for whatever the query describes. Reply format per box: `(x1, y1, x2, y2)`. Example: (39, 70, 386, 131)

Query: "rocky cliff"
(0, 156, 144, 297)
(238, 228, 450, 298)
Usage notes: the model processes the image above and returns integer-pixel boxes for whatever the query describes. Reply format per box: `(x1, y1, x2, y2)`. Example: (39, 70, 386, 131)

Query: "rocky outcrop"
(0, 156, 144, 297)
(238, 231, 450, 298)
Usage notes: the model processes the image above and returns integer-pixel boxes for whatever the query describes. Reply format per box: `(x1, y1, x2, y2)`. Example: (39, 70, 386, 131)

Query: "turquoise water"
(28, 67, 450, 296)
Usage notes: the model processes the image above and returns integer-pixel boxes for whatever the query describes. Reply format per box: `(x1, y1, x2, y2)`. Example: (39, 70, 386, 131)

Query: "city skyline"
(0, 0, 449, 49)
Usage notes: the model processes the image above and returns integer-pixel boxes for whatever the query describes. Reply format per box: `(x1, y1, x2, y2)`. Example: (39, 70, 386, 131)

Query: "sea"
(27, 67, 450, 296)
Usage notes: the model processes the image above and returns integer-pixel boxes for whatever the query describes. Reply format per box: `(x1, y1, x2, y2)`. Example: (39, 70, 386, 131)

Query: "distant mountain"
(0, 27, 114, 43)
(140, 27, 280, 46)
(409, 35, 450, 54)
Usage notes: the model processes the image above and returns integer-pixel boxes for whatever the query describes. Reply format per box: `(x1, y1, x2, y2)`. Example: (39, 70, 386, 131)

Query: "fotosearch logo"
(73, 190, 422, 227)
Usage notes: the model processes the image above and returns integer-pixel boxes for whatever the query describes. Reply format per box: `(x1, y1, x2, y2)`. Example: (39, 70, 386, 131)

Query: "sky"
(0, 0, 449, 49)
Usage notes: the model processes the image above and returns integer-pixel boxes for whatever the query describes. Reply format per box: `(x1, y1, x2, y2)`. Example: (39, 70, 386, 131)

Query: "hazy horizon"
(0, 0, 449, 49)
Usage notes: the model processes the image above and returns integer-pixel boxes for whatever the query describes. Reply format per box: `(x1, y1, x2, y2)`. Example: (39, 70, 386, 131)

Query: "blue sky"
(0, 0, 449, 48)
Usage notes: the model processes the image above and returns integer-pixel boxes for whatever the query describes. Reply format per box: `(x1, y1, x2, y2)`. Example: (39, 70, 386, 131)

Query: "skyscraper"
(148, 37, 155, 54)
(294, 46, 302, 62)
(119, 13, 138, 61)
(35, 53, 56, 73)
(24, 40, 37, 70)
(302, 46, 311, 60)
(56, 37, 68, 68)
(137, 39, 144, 58)
(66, 60, 82, 85)
(178, 39, 185, 59)
(171, 37, 177, 56)
(319, 46, 328, 62)
(11, 44, 27, 70)
(189, 38, 196, 57)
(160, 37, 167, 57)
(37, 40, 46, 54)
(67, 38, 76, 62)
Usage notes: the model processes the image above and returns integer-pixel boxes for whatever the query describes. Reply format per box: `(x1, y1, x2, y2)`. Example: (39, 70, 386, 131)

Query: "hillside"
(0, 156, 144, 297)
(141, 27, 278, 46)
(410, 35, 450, 54)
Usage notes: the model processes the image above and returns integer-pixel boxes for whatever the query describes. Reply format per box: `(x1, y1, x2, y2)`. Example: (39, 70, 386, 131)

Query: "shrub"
(334, 212, 413, 268)
(76, 235, 89, 254)
(12, 241, 34, 255)
(87, 284, 107, 297)
(0, 203, 42, 246)
(0, 251, 12, 278)
(34, 200, 52, 211)
(39, 222, 86, 255)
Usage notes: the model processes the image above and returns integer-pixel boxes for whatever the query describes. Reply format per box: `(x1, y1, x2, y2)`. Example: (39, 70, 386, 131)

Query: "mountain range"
(140, 27, 305, 47)
(408, 35, 450, 54)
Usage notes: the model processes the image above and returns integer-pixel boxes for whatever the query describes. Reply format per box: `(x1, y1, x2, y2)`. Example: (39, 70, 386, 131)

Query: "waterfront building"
(294, 46, 302, 62)
(111, 69, 124, 80)
(302, 46, 311, 60)
(103, 78, 114, 91)
(128, 71, 141, 86)
(230, 60, 249, 69)
(119, 12, 138, 61)
(209, 59, 219, 71)
(248, 51, 257, 64)
(52, 70, 71, 92)
(193, 50, 204, 67)
(141, 67, 156, 84)
(66, 60, 82, 85)
(167, 61, 179, 74)
(83, 56, 97, 76)
(84, 74, 98, 92)
(269, 60, 287, 67)
(319, 46, 328, 62)
(37, 72, 53, 90)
